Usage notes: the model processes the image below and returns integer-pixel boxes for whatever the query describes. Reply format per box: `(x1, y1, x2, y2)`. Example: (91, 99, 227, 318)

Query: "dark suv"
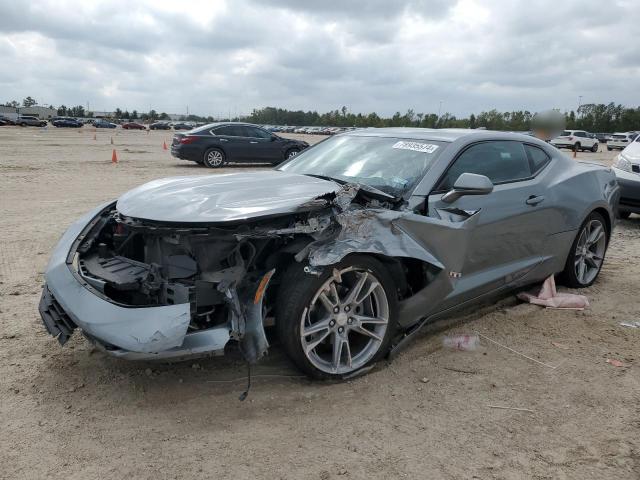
(171, 122, 309, 168)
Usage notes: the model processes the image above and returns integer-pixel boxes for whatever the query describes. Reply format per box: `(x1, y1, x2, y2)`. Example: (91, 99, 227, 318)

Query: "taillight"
(179, 135, 198, 144)
(568, 136, 574, 141)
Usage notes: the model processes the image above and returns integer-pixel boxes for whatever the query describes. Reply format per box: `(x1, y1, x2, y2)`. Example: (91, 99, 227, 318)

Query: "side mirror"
(441, 173, 493, 204)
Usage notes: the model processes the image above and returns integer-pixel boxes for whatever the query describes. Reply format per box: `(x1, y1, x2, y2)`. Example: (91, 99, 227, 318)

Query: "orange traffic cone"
(163, 140, 168, 150)
(111, 149, 118, 164)
(110, 136, 114, 145)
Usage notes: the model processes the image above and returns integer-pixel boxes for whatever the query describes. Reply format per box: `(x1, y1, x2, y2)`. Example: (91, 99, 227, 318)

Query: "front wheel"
(276, 255, 398, 379)
(203, 148, 225, 168)
(591, 143, 598, 152)
(560, 212, 608, 288)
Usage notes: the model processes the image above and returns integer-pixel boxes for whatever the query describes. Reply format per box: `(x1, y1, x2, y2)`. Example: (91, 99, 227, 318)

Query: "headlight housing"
(615, 154, 632, 172)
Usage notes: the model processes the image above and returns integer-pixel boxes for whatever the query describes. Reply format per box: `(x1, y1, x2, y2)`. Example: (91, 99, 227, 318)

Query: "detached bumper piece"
(39, 285, 77, 345)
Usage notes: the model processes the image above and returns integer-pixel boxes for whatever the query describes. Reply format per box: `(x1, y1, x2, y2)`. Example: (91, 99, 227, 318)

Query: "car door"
(242, 126, 282, 163)
(211, 125, 252, 162)
(425, 140, 557, 307)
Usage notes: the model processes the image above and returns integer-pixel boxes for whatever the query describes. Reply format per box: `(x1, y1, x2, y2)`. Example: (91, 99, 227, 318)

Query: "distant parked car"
(122, 122, 146, 130)
(594, 133, 612, 143)
(608, 132, 636, 151)
(150, 121, 171, 130)
(94, 119, 117, 129)
(172, 122, 195, 130)
(0, 116, 15, 126)
(171, 122, 309, 168)
(17, 115, 47, 127)
(611, 133, 640, 218)
(52, 117, 83, 128)
(550, 130, 599, 152)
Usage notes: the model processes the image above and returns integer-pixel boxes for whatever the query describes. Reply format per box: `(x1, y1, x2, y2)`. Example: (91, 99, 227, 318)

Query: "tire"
(607, 146, 612, 151)
(574, 142, 581, 152)
(560, 211, 608, 288)
(591, 143, 598, 152)
(203, 148, 225, 168)
(276, 255, 398, 379)
(617, 210, 631, 220)
(285, 148, 300, 160)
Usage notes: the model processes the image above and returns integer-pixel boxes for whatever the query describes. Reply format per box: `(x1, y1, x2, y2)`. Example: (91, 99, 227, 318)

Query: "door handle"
(249, 141, 258, 144)
(220, 138, 228, 142)
(526, 195, 545, 206)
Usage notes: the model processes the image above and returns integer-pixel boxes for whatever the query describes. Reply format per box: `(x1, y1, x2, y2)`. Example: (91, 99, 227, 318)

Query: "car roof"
(343, 127, 538, 143)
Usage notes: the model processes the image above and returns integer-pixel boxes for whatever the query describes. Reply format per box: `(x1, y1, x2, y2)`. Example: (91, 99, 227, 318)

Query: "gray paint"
(39, 129, 620, 364)
(116, 171, 340, 223)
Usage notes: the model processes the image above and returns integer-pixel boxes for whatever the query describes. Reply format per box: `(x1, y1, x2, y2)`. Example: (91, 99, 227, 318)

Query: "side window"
(213, 125, 245, 137)
(437, 141, 531, 191)
(245, 126, 271, 139)
(524, 144, 551, 174)
(575, 131, 586, 138)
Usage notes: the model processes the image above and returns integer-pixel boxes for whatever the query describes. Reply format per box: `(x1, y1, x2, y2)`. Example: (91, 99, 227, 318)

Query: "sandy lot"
(1, 126, 638, 479)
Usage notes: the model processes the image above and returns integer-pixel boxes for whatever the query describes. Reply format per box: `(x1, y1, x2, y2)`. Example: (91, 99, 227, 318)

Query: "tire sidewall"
(276, 255, 398, 379)
(561, 211, 608, 288)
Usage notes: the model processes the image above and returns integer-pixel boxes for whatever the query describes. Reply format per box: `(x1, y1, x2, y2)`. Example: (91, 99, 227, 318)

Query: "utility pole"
(438, 101, 443, 117)
(577, 96, 583, 115)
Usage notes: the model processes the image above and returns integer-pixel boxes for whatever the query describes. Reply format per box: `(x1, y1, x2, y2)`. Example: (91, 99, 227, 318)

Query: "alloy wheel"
(300, 267, 389, 375)
(574, 219, 606, 285)
(206, 150, 223, 167)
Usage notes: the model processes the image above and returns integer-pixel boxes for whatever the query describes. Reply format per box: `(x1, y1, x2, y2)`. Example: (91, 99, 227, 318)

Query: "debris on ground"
(517, 275, 589, 309)
(620, 321, 640, 328)
(442, 334, 479, 351)
(606, 359, 627, 368)
(487, 405, 535, 413)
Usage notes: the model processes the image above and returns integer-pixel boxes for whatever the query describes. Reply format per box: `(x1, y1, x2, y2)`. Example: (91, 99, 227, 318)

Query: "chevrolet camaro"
(39, 128, 619, 379)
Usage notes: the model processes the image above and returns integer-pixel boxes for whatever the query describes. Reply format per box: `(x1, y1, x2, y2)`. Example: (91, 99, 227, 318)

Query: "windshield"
(278, 134, 444, 197)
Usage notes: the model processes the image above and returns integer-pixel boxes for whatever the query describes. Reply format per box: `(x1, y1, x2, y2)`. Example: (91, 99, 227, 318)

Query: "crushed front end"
(38, 202, 304, 362)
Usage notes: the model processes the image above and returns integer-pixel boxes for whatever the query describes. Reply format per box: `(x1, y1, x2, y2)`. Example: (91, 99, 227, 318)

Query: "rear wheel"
(276, 255, 397, 379)
(618, 210, 631, 220)
(203, 148, 225, 168)
(607, 146, 612, 151)
(561, 212, 608, 288)
(591, 143, 598, 152)
(575, 142, 581, 152)
(285, 148, 300, 160)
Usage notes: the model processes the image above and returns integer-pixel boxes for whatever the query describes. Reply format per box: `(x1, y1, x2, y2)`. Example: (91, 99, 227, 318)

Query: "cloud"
(0, 0, 638, 116)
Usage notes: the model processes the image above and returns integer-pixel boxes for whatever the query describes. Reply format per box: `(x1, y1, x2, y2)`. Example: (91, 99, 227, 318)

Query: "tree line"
(3, 97, 638, 132)
(246, 104, 640, 133)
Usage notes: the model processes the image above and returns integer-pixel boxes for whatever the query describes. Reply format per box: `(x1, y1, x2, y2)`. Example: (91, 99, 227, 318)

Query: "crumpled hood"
(116, 170, 340, 223)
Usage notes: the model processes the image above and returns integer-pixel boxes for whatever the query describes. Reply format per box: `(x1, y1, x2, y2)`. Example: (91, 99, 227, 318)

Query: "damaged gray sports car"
(40, 128, 620, 378)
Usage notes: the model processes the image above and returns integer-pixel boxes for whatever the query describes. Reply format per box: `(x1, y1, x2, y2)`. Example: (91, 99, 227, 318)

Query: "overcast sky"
(1, 0, 638, 117)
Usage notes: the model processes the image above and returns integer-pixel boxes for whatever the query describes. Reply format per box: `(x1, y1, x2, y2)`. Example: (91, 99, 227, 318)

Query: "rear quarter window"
(524, 144, 551, 174)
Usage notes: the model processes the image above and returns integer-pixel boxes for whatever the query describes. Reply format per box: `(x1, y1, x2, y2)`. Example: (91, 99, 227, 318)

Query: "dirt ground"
(0, 126, 638, 480)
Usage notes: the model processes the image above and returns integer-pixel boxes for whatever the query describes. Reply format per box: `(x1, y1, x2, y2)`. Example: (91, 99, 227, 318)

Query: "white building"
(19, 106, 57, 119)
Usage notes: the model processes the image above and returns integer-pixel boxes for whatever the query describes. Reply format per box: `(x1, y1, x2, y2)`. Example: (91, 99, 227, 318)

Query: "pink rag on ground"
(517, 275, 589, 309)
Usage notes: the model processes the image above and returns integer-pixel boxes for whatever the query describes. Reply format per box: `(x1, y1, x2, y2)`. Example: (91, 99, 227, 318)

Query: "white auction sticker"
(392, 141, 439, 153)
